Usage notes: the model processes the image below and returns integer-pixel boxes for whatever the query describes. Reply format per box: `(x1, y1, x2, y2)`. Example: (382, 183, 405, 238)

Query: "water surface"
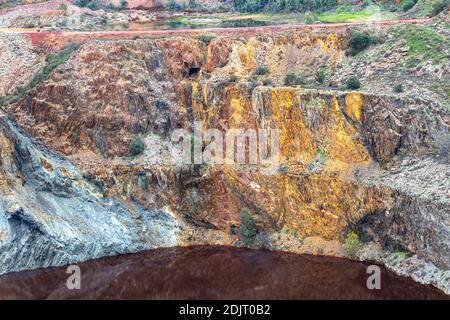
(0, 246, 447, 299)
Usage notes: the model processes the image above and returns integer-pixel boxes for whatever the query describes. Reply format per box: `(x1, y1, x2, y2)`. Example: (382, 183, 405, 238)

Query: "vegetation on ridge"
(130, 136, 146, 157)
(1, 44, 80, 106)
(233, 0, 337, 13)
(239, 208, 257, 247)
(395, 24, 447, 68)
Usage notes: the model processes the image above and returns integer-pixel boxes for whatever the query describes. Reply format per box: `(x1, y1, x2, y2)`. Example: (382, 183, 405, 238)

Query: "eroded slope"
(0, 21, 449, 292)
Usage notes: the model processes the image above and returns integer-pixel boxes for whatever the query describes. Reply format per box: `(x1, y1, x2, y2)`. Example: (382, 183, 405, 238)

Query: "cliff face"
(9, 31, 347, 158)
(1, 28, 449, 291)
(0, 115, 179, 274)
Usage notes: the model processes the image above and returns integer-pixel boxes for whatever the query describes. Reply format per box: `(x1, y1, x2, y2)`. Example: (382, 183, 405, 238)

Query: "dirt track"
(0, 18, 431, 41)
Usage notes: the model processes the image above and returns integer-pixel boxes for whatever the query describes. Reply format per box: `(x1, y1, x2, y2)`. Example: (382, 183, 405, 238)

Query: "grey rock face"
(0, 115, 180, 275)
(358, 95, 448, 169)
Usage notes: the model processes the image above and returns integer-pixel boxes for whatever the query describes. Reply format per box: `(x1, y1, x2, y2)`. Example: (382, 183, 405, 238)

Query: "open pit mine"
(0, 0, 449, 300)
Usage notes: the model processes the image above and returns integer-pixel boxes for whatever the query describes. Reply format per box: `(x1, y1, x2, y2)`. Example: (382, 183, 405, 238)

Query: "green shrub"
(194, 35, 215, 45)
(74, 0, 105, 10)
(401, 0, 417, 12)
(315, 67, 326, 84)
(369, 34, 381, 45)
(229, 75, 238, 83)
(284, 72, 307, 86)
(284, 73, 297, 85)
(220, 18, 270, 28)
(130, 136, 145, 156)
(86, 1, 100, 10)
(394, 251, 409, 260)
(4, 44, 79, 104)
(167, 0, 185, 10)
(346, 76, 361, 90)
(239, 208, 257, 247)
(348, 31, 371, 55)
(431, 0, 450, 16)
(120, 0, 128, 8)
(74, 0, 89, 7)
(343, 231, 363, 257)
(189, 0, 198, 8)
(316, 147, 328, 164)
(58, 3, 68, 11)
(394, 84, 404, 93)
(255, 66, 269, 76)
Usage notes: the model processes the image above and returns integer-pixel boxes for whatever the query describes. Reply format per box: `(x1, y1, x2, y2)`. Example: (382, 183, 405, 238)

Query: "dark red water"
(0, 246, 447, 300)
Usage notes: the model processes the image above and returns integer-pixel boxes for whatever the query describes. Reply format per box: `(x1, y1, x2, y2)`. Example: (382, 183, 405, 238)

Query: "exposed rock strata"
(0, 31, 448, 293)
(0, 115, 179, 274)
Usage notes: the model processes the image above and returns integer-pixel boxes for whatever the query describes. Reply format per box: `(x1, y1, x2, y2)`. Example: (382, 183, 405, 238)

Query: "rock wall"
(0, 115, 179, 274)
(1, 31, 449, 291)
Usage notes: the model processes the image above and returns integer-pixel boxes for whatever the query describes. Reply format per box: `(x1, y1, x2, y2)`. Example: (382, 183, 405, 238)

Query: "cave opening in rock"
(189, 67, 200, 77)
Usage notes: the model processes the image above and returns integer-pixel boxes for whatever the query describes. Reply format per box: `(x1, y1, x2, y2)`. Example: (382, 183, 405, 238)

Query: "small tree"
(431, 0, 450, 16)
(74, 0, 89, 7)
(284, 72, 306, 86)
(343, 231, 363, 257)
(120, 0, 128, 9)
(59, 3, 68, 12)
(239, 208, 257, 247)
(255, 66, 269, 76)
(167, 0, 183, 10)
(87, 1, 100, 10)
(130, 136, 145, 156)
(315, 67, 325, 84)
(394, 84, 404, 93)
(348, 31, 371, 55)
(346, 76, 361, 90)
(189, 0, 197, 8)
(284, 72, 297, 86)
(401, 0, 417, 12)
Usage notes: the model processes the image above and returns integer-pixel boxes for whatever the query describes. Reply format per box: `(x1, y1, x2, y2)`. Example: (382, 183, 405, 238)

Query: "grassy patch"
(165, 16, 222, 29)
(408, 0, 449, 17)
(343, 231, 363, 258)
(1, 44, 80, 106)
(394, 251, 409, 260)
(220, 18, 272, 28)
(396, 25, 447, 67)
(255, 66, 269, 76)
(317, 10, 373, 23)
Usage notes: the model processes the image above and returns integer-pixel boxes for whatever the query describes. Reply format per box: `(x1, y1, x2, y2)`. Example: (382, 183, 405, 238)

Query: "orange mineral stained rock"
(1, 20, 448, 295)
